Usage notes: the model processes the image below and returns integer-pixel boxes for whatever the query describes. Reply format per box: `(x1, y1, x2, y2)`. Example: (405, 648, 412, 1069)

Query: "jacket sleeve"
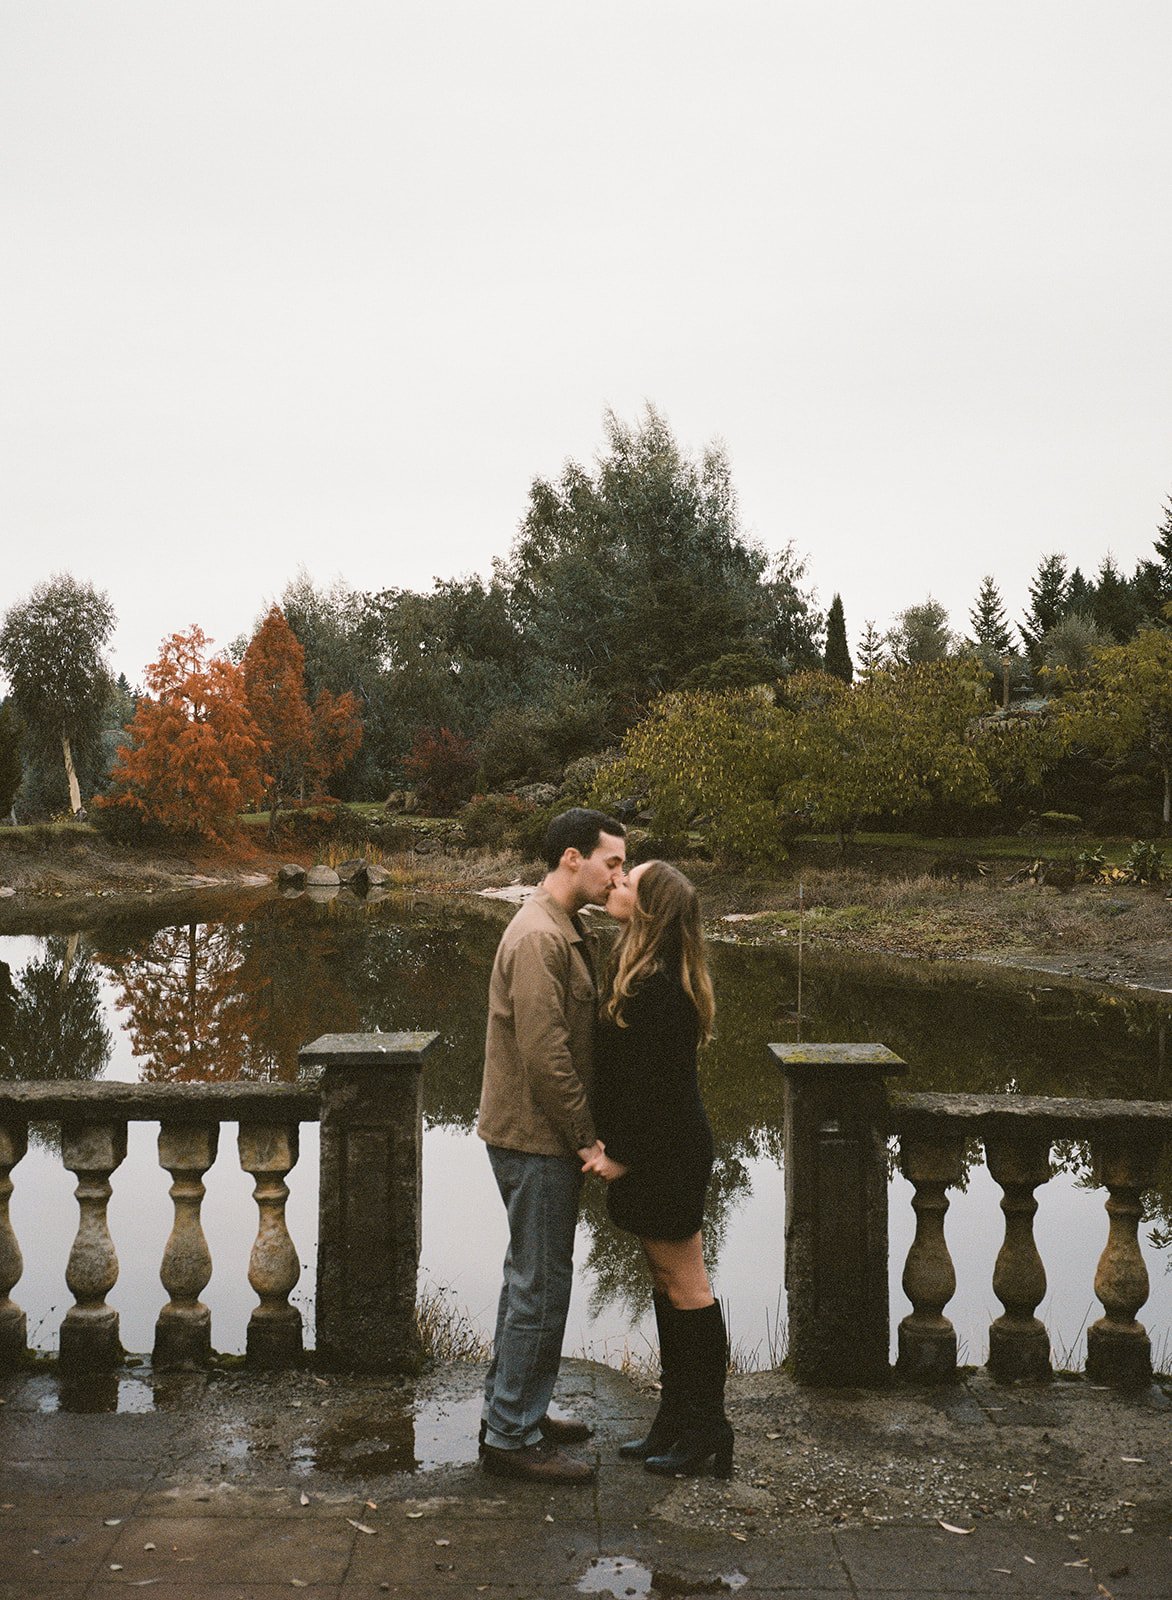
(509, 929, 596, 1151)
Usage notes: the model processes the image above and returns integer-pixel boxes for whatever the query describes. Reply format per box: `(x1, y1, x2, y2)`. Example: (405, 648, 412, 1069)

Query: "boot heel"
(713, 1434, 734, 1478)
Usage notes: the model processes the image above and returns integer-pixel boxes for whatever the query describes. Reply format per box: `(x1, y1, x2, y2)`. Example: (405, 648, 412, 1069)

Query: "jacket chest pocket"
(569, 970, 595, 1007)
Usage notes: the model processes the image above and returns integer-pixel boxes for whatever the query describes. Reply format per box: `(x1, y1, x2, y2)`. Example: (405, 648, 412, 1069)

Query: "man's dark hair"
(543, 807, 626, 872)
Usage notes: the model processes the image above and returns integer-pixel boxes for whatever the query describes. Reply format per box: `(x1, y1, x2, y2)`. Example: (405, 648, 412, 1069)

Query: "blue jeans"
(482, 1145, 582, 1450)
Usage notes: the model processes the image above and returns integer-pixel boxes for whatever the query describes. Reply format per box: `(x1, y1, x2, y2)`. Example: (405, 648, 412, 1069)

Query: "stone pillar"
(1086, 1132, 1159, 1388)
(985, 1128, 1052, 1383)
(0, 1121, 28, 1369)
(771, 1043, 907, 1386)
(154, 1122, 219, 1370)
(238, 1121, 303, 1369)
(60, 1119, 128, 1371)
(300, 1031, 438, 1373)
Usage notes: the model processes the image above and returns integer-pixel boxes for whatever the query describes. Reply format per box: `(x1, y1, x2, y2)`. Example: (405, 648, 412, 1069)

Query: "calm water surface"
(2, 889, 1169, 1371)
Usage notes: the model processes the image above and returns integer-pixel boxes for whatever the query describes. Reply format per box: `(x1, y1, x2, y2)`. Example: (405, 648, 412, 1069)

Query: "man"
(477, 806, 627, 1483)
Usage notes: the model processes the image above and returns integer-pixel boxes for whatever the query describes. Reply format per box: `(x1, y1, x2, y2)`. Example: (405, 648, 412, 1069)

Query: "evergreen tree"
(1134, 494, 1172, 623)
(1155, 494, 1172, 570)
(823, 594, 853, 683)
(1090, 553, 1140, 642)
(856, 620, 886, 680)
(968, 576, 1014, 653)
(1066, 566, 1092, 616)
(1019, 554, 1071, 660)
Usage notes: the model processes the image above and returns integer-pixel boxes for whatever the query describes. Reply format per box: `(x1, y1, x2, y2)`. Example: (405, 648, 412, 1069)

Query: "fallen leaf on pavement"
(938, 1522, 973, 1535)
(347, 1520, 378, 1535)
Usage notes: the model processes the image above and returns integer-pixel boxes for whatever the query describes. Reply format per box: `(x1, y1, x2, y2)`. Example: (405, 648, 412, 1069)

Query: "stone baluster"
(1085, 1132, 1160, 1388)
(301, 1031, 438, 1373)
(985, 1128, 1052, 1382)
(896, 1129, 965, 1382)
(0, 1121, 28, 1368)
(154, 1122, 219, 1369)
(60, 1120, 128, 1371)
(238, 1121, 302, 1368)
(769, 1042, 907, 1386)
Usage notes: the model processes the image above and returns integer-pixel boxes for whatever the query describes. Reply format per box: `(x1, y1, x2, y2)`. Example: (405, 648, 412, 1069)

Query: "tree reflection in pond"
(0, 935, 111, 1082)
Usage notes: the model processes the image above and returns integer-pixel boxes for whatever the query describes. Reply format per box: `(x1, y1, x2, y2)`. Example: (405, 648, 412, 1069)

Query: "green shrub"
(459, 792, 534, 850)
(1074, 845, 1106, 883)
(1123, 840, 1164, 884)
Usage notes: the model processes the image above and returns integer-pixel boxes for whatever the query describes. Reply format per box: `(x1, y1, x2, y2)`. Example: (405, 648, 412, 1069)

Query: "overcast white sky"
(3, 1, 1170, 682)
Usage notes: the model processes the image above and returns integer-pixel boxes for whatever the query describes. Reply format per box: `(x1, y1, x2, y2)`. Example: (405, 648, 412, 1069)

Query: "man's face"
(575, 831, 627, 908)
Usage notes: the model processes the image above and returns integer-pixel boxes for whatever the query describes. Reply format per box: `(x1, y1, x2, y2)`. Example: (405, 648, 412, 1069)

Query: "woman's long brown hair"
(603, 860, 715, 1042)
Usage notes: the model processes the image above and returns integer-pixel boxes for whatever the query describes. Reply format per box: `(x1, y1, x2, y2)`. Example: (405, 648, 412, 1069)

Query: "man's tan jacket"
(477, 887, 597, 1158)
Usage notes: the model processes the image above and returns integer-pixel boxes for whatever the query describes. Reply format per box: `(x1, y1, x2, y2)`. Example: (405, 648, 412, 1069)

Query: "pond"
(2, 889, 1170, 1374)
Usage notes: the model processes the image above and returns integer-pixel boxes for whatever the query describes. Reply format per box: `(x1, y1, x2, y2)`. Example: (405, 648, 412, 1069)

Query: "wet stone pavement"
(0, 1358, 1169, 1599)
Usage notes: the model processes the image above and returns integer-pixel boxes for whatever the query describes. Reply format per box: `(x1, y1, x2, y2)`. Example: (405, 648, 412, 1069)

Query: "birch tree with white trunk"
(0, 574, 115, 817)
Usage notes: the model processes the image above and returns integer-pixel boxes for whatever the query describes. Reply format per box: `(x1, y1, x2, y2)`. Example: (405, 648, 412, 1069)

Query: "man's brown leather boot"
(481, 1440, 596, 1484)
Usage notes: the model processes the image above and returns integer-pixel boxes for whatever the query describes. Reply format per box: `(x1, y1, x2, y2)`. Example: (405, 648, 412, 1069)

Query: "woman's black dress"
(592, 968, 714, 1240)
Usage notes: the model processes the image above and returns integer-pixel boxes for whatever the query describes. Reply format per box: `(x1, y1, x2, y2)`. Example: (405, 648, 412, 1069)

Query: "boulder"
(363, 862, 392, 888)
(277, 864, 307, 886)
(306, 864, 341, 888)
(334, 858, 368, 884)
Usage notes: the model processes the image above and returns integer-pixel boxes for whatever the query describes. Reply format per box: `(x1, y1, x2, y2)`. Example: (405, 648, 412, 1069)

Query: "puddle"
(578, 1556, 654, 1597)
(294, 1390, 483, 1475)
(577, 1556, 747, 1597)
(46, 1372, 202, 1415)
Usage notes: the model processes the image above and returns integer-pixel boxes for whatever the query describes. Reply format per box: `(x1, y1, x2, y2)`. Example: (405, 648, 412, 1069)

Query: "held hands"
(578, 1140, 629, 1183)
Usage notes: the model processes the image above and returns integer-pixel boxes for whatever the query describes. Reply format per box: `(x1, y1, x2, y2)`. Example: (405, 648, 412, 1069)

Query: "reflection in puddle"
(578, 1555, 654, 1597)
(295, 1390, 483, 1475)
(577, 1556, 748, 1596)
(46, 1370, 208, 1415)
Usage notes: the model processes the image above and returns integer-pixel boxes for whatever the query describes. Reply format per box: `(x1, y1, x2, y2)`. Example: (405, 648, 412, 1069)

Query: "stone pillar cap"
(299, 1032, 439, 1067)
(769, 1042, 907, 1074)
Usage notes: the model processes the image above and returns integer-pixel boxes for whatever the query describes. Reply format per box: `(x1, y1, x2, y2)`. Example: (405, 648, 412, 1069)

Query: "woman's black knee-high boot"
(644, 1299, 733, 1478)
(619, 1293, 683, 1459)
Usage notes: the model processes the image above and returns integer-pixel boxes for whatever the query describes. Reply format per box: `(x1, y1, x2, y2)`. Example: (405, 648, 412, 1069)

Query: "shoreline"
(2, 831, 1172, 1000)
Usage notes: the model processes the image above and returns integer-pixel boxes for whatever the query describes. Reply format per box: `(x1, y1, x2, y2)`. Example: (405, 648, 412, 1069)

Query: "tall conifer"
(968, 576, 1014, 653)
(823, 594, 853, 682)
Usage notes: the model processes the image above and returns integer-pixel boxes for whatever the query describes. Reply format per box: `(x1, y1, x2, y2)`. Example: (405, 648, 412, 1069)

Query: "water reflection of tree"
(100, 922, 254, 1081)
(97, 907, 364, 1082)
(0, 936, 112, 1082)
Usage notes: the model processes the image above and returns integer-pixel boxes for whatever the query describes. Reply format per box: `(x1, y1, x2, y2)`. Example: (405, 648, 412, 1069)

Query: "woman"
(583, 860, 733, 1479)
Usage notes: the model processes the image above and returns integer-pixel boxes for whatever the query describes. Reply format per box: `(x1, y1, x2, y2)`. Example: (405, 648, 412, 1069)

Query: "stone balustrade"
(0, 1032, 436, 1376)
(3, 1031, 1165, 1394)
(772, 1045, 1172, 1391)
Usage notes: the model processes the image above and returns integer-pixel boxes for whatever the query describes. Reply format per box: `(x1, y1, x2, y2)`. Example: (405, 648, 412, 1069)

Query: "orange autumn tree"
(242, 606, 314, 834)
(103, 626, 266, 841)
(307, 684, 363, 796)
(242, 605, 363, 832)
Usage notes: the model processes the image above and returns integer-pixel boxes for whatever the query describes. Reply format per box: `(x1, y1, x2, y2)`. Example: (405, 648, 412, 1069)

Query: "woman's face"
(606, 860, 648, 923)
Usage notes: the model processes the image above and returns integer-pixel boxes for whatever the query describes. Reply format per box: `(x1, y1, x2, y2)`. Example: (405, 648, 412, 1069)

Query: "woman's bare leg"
(640, 1233, 713, 1310)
